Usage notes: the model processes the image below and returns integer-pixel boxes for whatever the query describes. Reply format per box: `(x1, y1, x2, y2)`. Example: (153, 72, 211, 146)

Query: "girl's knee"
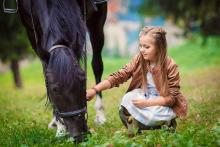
(121, 106, 131, 116)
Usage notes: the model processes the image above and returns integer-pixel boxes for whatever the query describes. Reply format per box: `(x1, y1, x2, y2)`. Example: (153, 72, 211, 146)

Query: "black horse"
(17, 0, 107, 142)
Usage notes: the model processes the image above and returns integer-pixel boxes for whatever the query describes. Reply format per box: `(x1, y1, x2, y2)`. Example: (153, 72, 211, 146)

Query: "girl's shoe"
(127, 116, 138, 138)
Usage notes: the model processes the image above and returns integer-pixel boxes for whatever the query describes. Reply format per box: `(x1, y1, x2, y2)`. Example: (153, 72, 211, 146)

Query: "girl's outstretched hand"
(132, 99, 149, 108)
(86, 89, 96, 101)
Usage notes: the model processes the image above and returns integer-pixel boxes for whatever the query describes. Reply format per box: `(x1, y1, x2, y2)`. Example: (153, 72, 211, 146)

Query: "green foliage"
(139, 0, 220, 37)
(0, 6, 33, 62)
(0, 37, 220, 146)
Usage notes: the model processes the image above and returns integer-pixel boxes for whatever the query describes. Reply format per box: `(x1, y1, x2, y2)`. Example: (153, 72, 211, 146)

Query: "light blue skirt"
(121, 88, 176, 126)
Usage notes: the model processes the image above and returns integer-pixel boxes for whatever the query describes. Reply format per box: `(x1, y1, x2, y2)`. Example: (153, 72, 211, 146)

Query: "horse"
(15, 0, 107, 142)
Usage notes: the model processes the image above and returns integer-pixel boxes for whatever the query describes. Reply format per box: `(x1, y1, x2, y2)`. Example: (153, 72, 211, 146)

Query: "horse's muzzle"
(73, 131, 90, 143)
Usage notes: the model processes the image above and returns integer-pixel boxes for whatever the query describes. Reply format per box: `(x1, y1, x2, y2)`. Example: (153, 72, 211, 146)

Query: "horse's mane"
(48, 0, 86, 60)
(44, 0, 86, 93)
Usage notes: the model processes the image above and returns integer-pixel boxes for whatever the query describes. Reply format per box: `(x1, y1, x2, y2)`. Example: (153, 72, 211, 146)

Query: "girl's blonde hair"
(139, 26, 168, 96)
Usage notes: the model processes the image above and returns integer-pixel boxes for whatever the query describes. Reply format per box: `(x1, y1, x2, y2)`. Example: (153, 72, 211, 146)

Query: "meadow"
(0, 36, 220, 146)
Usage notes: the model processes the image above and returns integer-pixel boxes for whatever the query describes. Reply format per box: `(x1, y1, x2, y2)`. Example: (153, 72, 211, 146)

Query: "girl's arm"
(132, 96, 170, 108)
(87, 55, 139, 101)
(107, 54, 138, 88)
(86, 80, 111, 101)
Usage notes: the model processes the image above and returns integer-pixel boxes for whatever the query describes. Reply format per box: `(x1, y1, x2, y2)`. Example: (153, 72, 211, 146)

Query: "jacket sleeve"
(164, 59, 181, 107)
(107, 55, 139, 88)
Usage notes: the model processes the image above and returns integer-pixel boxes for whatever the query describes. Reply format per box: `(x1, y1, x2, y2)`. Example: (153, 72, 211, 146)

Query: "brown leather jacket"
(107, 54, 188, 119)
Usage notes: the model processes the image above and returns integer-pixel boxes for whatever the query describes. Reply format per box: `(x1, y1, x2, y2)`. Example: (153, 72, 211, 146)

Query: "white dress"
(120, 72, 176, 126)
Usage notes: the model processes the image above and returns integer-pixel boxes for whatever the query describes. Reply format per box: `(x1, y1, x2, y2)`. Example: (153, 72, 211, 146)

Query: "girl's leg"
(119, 106, 139, 137)
(137, 121, 162, 131)
(119, 106, 131, 128)
(137, 118, 177, 132)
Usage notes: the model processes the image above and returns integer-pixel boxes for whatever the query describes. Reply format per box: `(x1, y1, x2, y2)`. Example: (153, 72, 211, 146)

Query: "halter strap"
(55, 106, 87, 118)
(94, 0, 109, 4)
(3, 0, 18, 13)
(48, 45, 69, 53)
(54, 106, 87, 125)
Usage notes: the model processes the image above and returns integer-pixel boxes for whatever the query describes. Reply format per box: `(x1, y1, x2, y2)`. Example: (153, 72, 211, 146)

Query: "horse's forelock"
(48, 48, 85, 89)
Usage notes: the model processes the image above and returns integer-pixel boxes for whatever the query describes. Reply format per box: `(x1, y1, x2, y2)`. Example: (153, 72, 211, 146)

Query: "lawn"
(0, 36, 220, 146)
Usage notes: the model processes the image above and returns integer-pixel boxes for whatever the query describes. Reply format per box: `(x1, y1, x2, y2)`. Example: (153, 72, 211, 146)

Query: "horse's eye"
(52, 86, 59, 92)
(53, 87, 57, 92)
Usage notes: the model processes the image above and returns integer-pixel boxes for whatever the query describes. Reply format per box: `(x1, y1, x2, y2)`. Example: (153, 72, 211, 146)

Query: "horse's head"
(46, 46, 88, 142)
(18, 0, 89, 142)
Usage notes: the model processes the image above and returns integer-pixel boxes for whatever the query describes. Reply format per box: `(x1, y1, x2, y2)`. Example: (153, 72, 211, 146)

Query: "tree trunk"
(10, 59, 23, 88)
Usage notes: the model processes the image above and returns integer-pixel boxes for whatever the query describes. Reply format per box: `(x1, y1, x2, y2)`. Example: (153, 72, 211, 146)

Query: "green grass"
(169, 35, 220, 71)
(0, 36, 220, 146)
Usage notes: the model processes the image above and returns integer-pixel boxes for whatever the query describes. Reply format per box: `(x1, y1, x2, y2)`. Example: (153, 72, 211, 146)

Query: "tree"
(139, 0, 220, 38)
(0, 1, 33, 88)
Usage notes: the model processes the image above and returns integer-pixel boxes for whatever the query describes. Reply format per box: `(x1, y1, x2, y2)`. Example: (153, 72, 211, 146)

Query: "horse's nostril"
(72, 130, 91, 143)
(74, 134, 87, 143)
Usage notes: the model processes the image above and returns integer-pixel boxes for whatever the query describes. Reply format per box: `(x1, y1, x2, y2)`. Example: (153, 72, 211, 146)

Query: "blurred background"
(0, 0, 220, 88)
(0, 0, 220, 146)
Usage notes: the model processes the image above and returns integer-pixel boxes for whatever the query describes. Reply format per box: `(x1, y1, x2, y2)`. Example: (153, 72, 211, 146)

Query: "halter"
(3, 0, 18, 13)
(46, 44, 88, 125)
(53, 105, 88, 125)
(55, 107, 87, 118)
(93, 0, 109, 4)
(48, 45, 69, 53)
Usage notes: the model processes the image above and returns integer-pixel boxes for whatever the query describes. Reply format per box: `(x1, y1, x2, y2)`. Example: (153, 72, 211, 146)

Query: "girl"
(86, 26, 187, 136)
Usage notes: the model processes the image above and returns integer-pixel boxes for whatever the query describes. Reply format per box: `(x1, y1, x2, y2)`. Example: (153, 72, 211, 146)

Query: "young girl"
(86, 26, 187, 136)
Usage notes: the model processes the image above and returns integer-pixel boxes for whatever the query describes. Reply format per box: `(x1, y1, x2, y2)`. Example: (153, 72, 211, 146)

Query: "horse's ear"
(71, 32, 84, 61)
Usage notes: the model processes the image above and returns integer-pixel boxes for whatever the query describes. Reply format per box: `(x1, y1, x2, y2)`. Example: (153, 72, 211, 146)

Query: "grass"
(168, 35, 220, 71)
(0, 36, 220, 146)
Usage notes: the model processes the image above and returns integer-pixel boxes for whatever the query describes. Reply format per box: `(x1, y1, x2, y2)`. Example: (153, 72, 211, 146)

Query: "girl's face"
(139, 35, 157, 63)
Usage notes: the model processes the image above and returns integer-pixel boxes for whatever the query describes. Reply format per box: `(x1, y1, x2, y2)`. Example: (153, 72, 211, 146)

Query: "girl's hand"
(86, 89, 96, 101)
(132, 99, 149, 108)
